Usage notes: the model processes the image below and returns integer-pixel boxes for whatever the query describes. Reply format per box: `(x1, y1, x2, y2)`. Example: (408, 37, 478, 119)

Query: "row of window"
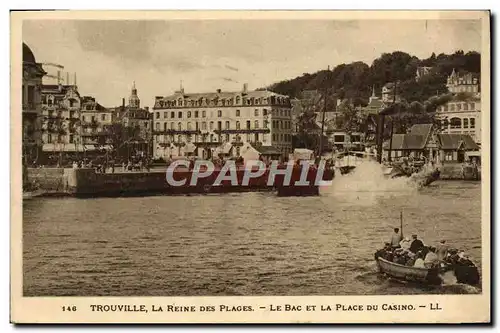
(81, 114, 109, 122)
(442, 117, 476, 129)
(439, 102, 478, 112)
(448, 85, 479, 94)
(155, 120, 278, 131)
(154, 108, 292, 120)
(156, 95, 289, 109)
(155, 131, 293, 145)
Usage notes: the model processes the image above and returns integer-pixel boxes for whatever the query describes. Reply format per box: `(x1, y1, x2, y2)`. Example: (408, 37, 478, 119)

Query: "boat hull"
(375, 256, 441, 285)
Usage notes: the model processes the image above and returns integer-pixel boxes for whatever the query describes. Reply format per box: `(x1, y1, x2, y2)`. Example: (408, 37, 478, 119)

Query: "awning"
(42, 144, 112, 152)
(466, 151, 481, 157)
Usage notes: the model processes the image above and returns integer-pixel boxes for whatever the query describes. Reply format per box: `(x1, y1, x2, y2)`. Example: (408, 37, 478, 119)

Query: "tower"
(129, 81, 140, 108)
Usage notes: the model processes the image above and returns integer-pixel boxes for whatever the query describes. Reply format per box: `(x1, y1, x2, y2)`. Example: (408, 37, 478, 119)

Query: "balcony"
(213, 128, 270, 134)
(152, 129, 201, 135)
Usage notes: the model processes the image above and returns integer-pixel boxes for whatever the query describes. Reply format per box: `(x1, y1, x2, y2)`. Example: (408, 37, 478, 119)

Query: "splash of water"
(321, 159, 418, 204)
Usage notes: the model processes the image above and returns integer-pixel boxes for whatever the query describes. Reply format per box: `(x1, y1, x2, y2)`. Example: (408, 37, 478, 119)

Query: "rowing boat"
(375, 256, 442, 285)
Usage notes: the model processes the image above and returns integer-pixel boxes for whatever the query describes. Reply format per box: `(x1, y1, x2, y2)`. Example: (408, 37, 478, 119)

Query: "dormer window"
(235, 96, 241, 105)
(178, 98, 183, 107)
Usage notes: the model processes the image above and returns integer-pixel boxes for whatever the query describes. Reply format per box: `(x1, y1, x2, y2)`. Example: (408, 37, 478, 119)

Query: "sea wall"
(439, 163, 481, 181)
(25, 168, 68, 192)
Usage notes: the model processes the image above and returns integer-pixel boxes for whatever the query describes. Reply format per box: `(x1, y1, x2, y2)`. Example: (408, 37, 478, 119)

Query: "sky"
(22, 19, 481, 108)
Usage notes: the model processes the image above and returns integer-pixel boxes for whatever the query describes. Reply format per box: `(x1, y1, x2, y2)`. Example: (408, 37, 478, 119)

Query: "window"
(457, 103, 462, 111)
(254, 120, 259, 128)
(156, 112, 160, 119)
(171, 111, 175, 118)
(263, 109, 267, 116)
(236, 121, 240, 130)
(218, 110, 222, 117)
(225, 121, 230, 129)
(236, 96, 241, 105)
(202, 122, 207, 130)
(101, 114, 106, 121)
(209, 121, 214, 130)
(450, 117, 461, 129)
(255, 109, 259, 116)
(156, 122, 160, 130)
(263, 134, 267, 143)
(217, 121, 222, 130)
(170, 122, 174, 130)
(82, 115, 86, 122)
(178, 99, 183, 107)
(195, 122, 199, 131)
(178, 111, 182, 118)
(178, 122, 182, 131)
(47, 134, 52, 143)
(187, 134, 192, 142)
(464, 103, 469, 111)
(178, 135, 182, 143)
(187, 111, 191, 118)
(236, 109, 240, 117)
(225, 134, 230, 142)
(187, 122, 192, 130)
(210, 134, 214, 142)
(195, 111, 199, 118)
(470, 103, 475, 110)
(470, 118, 475, 128)
(464, 118, 469, 128)
(246, 120, 251, 129)
(164, 123, 168, 131)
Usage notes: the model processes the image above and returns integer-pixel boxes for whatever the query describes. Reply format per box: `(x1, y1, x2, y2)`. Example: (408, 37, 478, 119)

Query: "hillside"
(267, 50, 480, 106)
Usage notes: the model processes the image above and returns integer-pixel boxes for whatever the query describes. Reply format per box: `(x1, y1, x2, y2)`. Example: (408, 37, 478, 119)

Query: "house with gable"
(383, 123, 480, 163)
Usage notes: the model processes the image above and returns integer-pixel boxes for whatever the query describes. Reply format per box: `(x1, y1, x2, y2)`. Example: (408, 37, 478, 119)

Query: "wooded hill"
(266, 50, 480, 105)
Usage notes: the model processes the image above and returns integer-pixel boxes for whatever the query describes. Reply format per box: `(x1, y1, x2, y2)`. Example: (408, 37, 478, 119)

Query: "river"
(22, 161, 482, 296)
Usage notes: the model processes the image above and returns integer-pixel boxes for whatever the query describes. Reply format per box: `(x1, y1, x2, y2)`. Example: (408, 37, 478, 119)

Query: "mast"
(387, 81, 398, 163)
(318, 66, 330, 158)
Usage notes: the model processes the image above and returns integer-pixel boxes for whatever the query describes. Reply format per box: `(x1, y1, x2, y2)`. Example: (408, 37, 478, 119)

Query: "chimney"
(216, 89, 222, 93)
(122, 98, 125, 109)
(57, 70, 61, 85)
(242, 83, 248, 94)
(74, 72, 77, 86)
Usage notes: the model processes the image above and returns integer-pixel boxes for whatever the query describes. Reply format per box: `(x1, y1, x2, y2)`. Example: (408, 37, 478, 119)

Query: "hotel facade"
(152, 84, 293, 160)
(436, 70, 481, 144)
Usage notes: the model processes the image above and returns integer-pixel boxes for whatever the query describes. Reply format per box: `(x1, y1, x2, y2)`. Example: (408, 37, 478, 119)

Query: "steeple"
(128, 81, 140, 108)
(369, 85, 379, 104)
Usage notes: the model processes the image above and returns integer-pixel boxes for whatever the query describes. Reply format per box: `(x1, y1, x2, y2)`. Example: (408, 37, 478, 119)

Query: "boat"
(374, 255, 442, 285)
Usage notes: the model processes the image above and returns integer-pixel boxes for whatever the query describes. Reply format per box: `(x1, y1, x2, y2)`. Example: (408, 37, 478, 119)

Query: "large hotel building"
(152, 84, 293, 160)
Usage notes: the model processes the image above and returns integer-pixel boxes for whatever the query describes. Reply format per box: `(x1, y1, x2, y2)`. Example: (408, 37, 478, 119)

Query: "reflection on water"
(23, 161, 482, 296)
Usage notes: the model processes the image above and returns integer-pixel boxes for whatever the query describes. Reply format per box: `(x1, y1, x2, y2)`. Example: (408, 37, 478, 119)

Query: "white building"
(152, 84, 293, 160)
(437, 70, 481, 144)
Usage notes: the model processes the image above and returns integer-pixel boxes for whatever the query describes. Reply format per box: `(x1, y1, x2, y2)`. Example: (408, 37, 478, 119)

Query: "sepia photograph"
(12, 10, 490, 323)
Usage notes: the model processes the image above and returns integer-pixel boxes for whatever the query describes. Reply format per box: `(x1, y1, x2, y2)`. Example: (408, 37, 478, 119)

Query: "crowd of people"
(377, 228, 475, 270)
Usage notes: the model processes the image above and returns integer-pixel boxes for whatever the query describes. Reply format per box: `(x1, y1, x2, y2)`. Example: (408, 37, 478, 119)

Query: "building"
(152, 84, 293, 160)
(40, 83, 82, 153)
(22, 43, 46, 163)
(114, 83, 153, 157)
(415, 66, 432, 81)
(383, 123, 479, 163)
(436, 70, 481, 144)
(381, 82, 402, 103)
(80, 96, 114, 149)
(446, 69, 480, 94)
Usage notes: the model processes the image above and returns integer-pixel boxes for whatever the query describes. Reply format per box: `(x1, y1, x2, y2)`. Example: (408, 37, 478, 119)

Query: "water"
(23, 161, 482, 296)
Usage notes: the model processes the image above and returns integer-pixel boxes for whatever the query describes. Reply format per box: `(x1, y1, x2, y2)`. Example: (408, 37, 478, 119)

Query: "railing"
(152, 129, 201, 135)
(213, 128, 270, 134)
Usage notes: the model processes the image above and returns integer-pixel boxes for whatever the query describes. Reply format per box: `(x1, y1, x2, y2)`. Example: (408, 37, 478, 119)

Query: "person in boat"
(424, 246, 439, 268)
(412, 251, 426, 268)
(399, 237, 411, 251)
(381, 242, 394, 261)
(436, 240, 449, 261)
(409, 234, 425, 254)
(389, 228, 403, 249)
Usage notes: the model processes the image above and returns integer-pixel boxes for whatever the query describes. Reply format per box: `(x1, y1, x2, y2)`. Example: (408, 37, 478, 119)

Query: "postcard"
(11, 10, 490, 324)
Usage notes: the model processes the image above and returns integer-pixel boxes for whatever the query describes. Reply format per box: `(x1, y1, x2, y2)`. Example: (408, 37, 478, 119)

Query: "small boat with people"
(374, 212, 480, 286)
